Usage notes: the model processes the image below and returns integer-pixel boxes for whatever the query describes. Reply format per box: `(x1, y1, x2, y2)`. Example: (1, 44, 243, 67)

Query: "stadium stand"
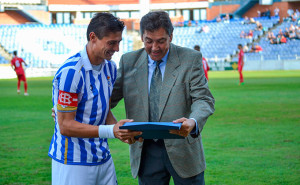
(0, 0, 299, 73)
(1, 16, 298, 67)
(246, 21, 300, 61)
(0, 55, 8, 64)
(0, 24, 133, 67)
(172, 16, 279, 62)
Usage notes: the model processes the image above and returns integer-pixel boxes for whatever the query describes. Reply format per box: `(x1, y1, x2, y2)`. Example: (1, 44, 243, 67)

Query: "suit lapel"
(159, 44, 180, 120)
(134, 50, 149, 121)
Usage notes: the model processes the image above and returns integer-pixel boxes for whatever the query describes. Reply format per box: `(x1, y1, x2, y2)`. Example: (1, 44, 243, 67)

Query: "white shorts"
(52, 158, 117, 185)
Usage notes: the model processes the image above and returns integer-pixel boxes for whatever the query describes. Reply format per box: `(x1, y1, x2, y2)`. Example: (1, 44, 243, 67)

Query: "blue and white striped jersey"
(48, 46, 117, 165)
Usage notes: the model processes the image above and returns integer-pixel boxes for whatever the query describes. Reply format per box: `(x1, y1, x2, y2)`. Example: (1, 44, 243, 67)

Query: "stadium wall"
(26, 9, 51, 24)
(209, 60, 300, 71)
(0, 10, 30, 24)
(0, 65, 57, 79)
(244, 60, 300, 71)
(243, 1, 300, 21)
(207, 4, 240, 20)
(1, 60, 300, 79)
(48, 0, 138, 5)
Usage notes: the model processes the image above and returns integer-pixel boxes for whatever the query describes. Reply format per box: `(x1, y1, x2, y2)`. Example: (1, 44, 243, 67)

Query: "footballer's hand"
(51, 108, 55, 122)
(113, 119, 142, 144)
(169, 117, 196, 137)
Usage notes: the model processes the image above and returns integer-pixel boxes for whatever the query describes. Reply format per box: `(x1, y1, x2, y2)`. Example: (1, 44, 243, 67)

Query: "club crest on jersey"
(107, 76, 111, 87)
(58, 90, 78, 108)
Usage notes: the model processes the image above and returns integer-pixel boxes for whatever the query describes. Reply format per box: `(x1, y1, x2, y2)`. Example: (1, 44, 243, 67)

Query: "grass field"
(0, 70, 299, 185)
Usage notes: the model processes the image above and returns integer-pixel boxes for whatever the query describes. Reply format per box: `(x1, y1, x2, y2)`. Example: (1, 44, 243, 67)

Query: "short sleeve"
(58, 68, 82, 93)
(56, 68, 83, 112)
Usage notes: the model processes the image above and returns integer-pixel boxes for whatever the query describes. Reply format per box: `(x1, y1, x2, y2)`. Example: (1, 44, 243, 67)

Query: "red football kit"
(11, 56, 28, 94)
(11, 57, 26, 81)
(238, 49, 244, 83)
(202, 57, 210, 81)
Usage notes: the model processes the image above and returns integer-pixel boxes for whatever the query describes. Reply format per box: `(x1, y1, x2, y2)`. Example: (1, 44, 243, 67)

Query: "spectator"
(202, 24, 210, 33)
(257, 10, 261, 17)
(296, 9, 300, 22)
(216, 16, 222, 23)
(265, 8, 271, 19)
(255, 45, 263, 53)
(246, 30, 253, 39)
(240, 30, 246, 38)
(287, 9, 294, 21)
(280, 35, 287, 43)
(292, 12, 299, 22)
(274, 7, 280, 17)
(243, 45, 249, 53)
(284, 28, 290, 38)
(223, 14, 230, 23)
(196, 24, 210, 34)
(271, 35, 280, 44)
(255, 21, 263, 31)
(277, 29, 284, 37)
(271, 34, 286, 44)
(289, 24, 295, 32)
(295, 26, 300, 39)
(242, 16, 250, 25)
(250, 44, 263, 53)
(249, 17, 256, 24)
(267, 31, 276, 41)
(289, 30, 296, 40)
(287, 9, 294, 18)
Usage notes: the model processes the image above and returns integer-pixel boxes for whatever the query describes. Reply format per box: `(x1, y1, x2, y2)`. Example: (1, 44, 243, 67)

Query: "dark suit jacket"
(111, 43, 215, 178)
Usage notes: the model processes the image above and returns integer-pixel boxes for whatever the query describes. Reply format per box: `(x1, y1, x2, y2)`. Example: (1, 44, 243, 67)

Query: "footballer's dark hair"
(140, 11, 174, 36)
(86, 12, 125, 41)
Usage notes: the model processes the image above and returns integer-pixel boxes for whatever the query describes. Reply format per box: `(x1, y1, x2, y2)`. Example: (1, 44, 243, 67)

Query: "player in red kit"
(238, 44, 244, 85)
(11, 51, 28, 95)
(194, 45, 210, 81)
(202, 57, 210, 81)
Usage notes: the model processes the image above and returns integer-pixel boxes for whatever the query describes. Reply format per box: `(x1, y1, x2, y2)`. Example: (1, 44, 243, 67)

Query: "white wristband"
(98, 125, 115, 139)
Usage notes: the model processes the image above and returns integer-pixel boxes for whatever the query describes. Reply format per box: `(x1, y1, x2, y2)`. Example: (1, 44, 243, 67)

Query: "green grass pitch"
(0, 70, 299, 184)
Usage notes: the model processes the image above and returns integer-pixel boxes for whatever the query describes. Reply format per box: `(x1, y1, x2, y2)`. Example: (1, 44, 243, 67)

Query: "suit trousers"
(138, 139, 205, 185)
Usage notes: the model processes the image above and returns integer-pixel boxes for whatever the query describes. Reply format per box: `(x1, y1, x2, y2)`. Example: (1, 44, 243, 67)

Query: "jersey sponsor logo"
(58, 90, 78, 107)
(107, 76, 111, 87)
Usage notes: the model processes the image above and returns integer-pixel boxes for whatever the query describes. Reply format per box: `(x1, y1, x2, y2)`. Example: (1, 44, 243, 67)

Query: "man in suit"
(111, 11, 215, 185)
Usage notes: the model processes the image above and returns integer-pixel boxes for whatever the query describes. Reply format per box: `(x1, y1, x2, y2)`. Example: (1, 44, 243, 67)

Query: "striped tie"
(149, 60, 163, 122)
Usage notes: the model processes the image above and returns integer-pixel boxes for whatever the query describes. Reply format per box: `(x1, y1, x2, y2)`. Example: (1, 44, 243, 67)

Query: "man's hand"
(51, 108, 55, 122)
(169, 117, 196, 137)
(113, 119, 142, 144)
